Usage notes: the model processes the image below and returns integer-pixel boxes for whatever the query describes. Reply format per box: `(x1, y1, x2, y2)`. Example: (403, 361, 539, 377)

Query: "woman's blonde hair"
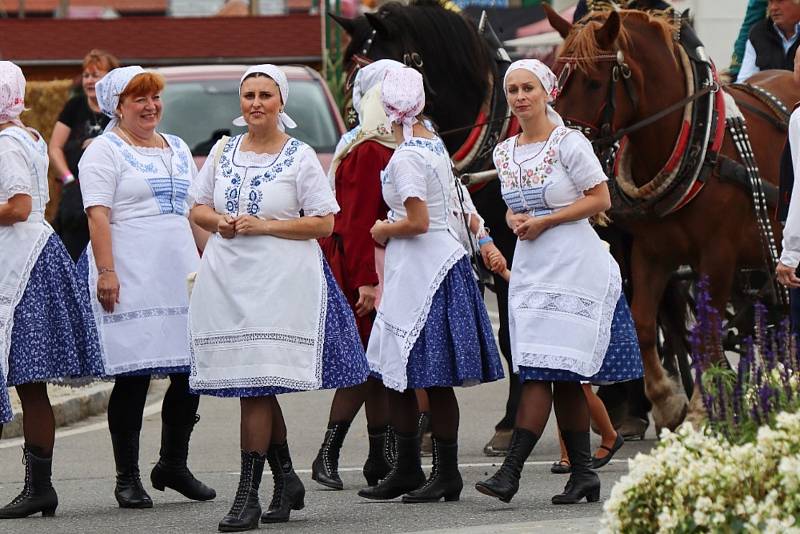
(82, 49, 119, 73)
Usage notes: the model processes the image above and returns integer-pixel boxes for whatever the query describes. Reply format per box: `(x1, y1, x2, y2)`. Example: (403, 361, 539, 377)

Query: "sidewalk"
(410, 515, 601, 533)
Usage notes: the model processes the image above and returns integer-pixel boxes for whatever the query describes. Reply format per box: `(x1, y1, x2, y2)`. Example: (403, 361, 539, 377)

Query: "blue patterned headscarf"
(95, 65, 146, 133)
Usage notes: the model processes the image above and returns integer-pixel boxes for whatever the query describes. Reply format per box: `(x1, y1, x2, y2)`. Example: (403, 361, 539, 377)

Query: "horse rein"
(555, 48, 719, 149)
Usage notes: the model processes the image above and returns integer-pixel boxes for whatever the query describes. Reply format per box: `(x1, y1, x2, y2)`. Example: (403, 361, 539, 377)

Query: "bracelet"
(478, 236, 493, 246)
(98, 268, 115, 276)
(61, 173, 75, 185)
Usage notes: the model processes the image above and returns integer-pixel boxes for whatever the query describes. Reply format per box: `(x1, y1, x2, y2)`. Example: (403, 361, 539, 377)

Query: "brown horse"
(544, 4, 800, 430)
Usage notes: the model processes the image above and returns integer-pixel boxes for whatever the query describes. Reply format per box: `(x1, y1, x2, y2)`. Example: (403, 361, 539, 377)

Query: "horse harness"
(556, 19, 787, 304)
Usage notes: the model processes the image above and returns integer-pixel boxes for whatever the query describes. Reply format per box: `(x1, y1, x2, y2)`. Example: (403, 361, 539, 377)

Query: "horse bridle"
(555, 49, 638, 147)
(344, 29, 426, 94)
(556, 48, 718, 151)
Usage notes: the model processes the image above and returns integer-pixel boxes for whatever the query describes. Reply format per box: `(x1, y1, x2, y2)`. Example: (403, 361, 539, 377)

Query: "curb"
(2, 383, 114, 439)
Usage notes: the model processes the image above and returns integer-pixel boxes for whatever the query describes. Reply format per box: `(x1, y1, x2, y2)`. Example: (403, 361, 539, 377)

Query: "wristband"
(98, 268, 115, 276)
(61, 173, 75, 185)
(478, 236, 493, 246)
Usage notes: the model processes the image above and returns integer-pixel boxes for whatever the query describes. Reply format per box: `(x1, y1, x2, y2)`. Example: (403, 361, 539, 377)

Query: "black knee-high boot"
(311, 421, 350, 490)
(402, 437, 462, 503)
(111, 431, 153, 509)
(261, 442, 305, 523)
(358, 431, 425, 500)
(551, 430, 600, 505)
(362, 425, 395, 486)
(0, 446, 58, 518)
(218, 451, 266, 532)
(151, 415, 216, 501)
(475, 428, 538, 503)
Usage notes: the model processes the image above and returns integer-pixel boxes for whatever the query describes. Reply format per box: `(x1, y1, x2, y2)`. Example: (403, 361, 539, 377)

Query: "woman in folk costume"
(474, 60, 641, 506)
(0, 61, 103, 518)
(78, 66, 215, 509)
(311, 59, 401, 491)
(359, 67, 504, 503)
(188, 65, 369, 532)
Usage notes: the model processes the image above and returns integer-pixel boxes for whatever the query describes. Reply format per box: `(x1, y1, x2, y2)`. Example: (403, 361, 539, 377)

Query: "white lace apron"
(82, 133, 199, 375)
(496, 128, 621, 376)
(0, 127, 52, 387)
(189, 137, 332, 391)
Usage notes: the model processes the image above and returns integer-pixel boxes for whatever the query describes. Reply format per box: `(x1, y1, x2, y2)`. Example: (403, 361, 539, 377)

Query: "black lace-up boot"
(475, 428, 538, 503)
(402, 437, 462, 503)
(358, 431, 425, 500)
(0, 446, 58, 518)
(363, 425, 395, 486)
(311, 421, 350, 489)
(218, 451, 266, 532)
(551, 430, 601, 505)
(261, 442, 305, 523)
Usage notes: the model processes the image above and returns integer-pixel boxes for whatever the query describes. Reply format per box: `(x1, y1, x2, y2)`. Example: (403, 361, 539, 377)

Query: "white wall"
(677, 0, 749, 68)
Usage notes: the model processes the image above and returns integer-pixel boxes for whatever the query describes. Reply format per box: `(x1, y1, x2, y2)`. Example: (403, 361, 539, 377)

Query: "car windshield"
(159, 78, 340, 156)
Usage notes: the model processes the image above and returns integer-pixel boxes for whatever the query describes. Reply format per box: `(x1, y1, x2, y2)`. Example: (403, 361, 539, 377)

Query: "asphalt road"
(0, 301, 658, 534)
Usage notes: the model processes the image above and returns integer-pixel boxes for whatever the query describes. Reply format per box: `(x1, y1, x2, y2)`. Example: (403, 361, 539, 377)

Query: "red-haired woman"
(50, 49, 120, 261)
(78, 66, 215, 509)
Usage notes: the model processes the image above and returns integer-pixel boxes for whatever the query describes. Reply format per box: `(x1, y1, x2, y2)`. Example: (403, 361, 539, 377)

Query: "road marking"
(0, 398, 164, 449)
(225, 460, 618, 475)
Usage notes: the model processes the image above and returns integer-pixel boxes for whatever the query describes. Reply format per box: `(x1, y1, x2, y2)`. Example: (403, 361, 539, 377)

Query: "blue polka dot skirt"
(0, 385, 12, 424)
(518, 294, 643, 384)
(191, 258, 369, 397)
(402, 256, 504, 389)
(6, 234, 104, 390)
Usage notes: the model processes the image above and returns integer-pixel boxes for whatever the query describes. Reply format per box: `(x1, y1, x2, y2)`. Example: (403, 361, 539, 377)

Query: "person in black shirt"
(49, 49, 119, 261)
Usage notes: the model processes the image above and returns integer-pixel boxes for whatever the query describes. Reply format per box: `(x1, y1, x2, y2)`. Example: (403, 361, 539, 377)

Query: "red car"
(157, 65, 345, 171)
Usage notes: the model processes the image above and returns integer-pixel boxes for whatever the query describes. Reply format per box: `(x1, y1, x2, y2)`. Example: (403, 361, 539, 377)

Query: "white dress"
(78, 132, 200, 375)
(0, 127, 52, 389)
(494, 127, 622, 377)
(188, 135, 367, 395)
(366, 137, 499, 392)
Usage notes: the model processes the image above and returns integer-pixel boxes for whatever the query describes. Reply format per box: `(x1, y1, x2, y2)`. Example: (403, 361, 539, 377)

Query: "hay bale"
(20, 79, 74, 221)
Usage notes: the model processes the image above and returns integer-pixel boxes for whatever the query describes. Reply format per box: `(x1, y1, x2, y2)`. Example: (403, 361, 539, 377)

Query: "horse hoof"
(651, 393, 688, 433)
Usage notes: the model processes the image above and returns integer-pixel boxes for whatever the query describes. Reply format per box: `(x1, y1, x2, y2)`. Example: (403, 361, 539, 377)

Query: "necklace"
(116, 126, 164, 149)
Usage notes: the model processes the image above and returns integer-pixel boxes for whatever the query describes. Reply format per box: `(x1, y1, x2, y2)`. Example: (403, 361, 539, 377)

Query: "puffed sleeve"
(190, 139, 220, 208)
(78, 136, 119, 209)
(0, 137, 32, 198)
(296, 145, 340, 216)
(559, 130, 608, 192)
(389, 149, 428, 203)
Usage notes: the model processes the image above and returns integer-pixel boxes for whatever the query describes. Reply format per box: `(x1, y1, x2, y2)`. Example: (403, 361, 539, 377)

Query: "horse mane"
(562, 9, 679, 73)
(369, 0, 492, 104)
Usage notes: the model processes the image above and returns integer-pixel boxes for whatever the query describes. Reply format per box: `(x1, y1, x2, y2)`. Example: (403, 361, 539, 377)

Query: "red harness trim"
(452, 111, 487, 162)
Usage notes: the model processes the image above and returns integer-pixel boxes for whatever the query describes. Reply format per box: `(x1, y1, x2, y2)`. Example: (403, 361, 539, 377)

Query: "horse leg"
(630, 243, 688, 432)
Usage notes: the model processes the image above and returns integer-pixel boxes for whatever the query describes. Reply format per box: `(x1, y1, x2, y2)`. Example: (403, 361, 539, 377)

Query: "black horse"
(331, 0, 522, 449)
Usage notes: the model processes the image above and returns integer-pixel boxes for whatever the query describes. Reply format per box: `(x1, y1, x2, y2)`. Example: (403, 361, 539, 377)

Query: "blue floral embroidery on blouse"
(106, 134, 160, 174)
(220, 137, 304, 216)
(398, 137, 447, 156)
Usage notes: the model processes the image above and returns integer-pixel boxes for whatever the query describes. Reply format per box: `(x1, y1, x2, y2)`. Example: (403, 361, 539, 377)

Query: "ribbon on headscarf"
(95, 65, 146, 133)
(232, 64, 297, 131)
(0, 61, 27, 128)
(329, 60, 405, 179)
(381, 67, 425, 142)
(503, 59, 564, 127)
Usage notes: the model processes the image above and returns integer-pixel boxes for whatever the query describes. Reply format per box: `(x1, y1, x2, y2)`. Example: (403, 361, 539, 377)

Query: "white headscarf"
(503, 59, 564, 126)
(95, 65, 146, 133)
(0, 61, 27, 128)
(352, 59, 405, 121)
(232, 64, 297, 131)
(381, 67, 425, 142)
